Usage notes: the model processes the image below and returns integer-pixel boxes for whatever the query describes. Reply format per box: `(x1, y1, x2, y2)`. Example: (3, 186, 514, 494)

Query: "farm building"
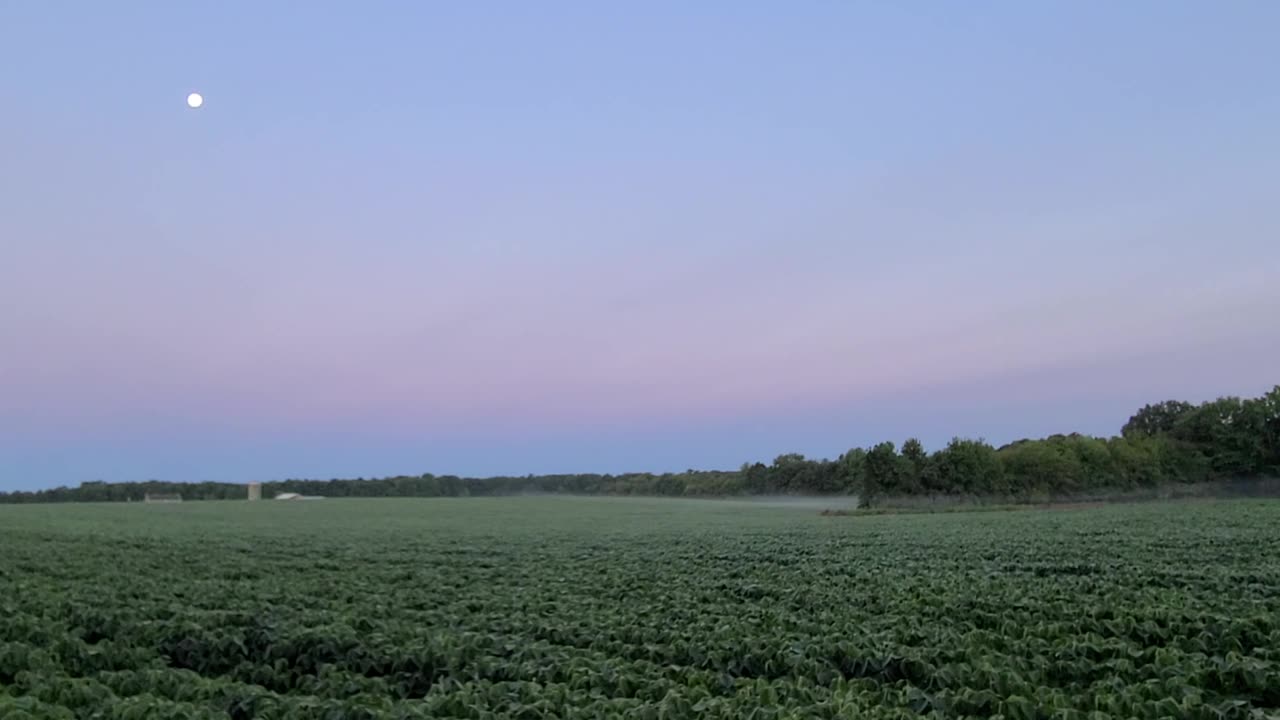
(273, 493, 324, 501)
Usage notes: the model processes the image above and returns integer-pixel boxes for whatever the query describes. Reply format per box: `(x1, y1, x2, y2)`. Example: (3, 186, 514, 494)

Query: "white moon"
(186, 92, 204, 109)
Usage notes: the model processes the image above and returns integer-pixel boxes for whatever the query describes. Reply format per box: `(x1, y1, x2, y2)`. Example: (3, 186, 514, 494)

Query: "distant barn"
(274, 492, 325, 501)
(143, 493, 183, 503)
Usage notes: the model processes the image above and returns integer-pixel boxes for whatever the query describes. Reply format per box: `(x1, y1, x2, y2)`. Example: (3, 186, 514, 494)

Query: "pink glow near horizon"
(3, 3, 1279, 486)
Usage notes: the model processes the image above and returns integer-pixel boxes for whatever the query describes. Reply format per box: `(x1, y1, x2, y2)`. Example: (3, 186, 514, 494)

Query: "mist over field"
(717, 495, 861, 511)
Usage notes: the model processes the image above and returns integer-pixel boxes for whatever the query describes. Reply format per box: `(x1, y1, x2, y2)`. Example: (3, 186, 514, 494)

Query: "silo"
(247, 482, 262, 501)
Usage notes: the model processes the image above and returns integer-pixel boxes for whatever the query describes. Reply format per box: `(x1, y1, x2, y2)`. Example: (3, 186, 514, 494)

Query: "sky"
(2, 2, 1279, 489)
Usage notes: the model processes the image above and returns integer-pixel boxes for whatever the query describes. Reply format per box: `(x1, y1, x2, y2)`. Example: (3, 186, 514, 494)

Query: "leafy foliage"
(1, 498, 1279, 718)
(1122, 400, 1197, 438)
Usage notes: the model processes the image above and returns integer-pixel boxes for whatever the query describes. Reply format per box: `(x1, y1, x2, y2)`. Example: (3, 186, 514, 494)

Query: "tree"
(1248, 386, 1280, 474)
(1122, 400, 1196, 438)
(770, 454, 809, 493)
(863, 442, 901, 505)
(1172, 397, 1266, 477)
(838, 448, 867, 496)
(740, 462, 770, 494)
(1106, 436, 1164, 488)
(934, 438, 1005, 495)
(999, 438, 1082, 495)
(900, 438, 928, 494)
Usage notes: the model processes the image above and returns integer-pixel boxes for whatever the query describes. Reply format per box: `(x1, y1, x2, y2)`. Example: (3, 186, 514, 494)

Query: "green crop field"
(2, 497, 1279, 719)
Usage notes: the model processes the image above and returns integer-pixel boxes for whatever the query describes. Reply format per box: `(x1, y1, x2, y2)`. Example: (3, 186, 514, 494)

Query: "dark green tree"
(1172, 397, 1266, 477)
(900, 438, 928, 494)
(740, 462, 770, 493)
(863, 442, 901, 505)
(770, 454, 809, 493)
(934, 438, 1005, 495)
(1260, 386, 1280, 472)
(838, 448, 867, 496)
(1122, 400, 1196, 438)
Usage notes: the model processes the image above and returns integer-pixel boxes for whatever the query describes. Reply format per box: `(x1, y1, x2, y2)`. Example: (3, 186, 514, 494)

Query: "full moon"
(186, 92, 203, 109)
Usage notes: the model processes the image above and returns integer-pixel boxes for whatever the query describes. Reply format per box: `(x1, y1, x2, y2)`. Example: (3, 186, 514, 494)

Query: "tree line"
(3, 386, 1276, 505)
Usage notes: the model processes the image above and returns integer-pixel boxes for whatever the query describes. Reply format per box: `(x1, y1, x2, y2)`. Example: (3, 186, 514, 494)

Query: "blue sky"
(2, 2, 1278, 488)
